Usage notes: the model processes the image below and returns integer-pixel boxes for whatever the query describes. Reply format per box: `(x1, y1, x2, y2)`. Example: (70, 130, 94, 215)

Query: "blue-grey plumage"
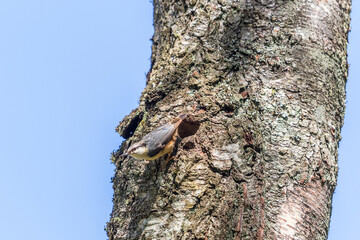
(122, 113, 187, 160)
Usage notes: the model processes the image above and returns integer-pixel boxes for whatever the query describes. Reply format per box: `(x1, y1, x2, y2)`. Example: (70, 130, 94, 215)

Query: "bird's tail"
(170, 113, 187, 127)
(177, 113, 187, 120)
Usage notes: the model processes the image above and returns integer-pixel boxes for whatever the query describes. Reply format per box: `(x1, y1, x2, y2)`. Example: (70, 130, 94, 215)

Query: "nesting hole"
(178, 115, 200, 138)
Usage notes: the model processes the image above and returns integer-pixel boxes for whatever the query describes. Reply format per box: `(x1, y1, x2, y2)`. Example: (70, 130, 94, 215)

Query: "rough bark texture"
(107, 0, 351, 239)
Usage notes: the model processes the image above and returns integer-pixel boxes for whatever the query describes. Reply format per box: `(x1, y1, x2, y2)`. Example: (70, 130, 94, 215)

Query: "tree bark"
(107, 0, 351, 239)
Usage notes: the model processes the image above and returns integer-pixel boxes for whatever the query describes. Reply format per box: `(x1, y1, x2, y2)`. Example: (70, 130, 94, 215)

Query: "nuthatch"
(122, 113, 187, 160)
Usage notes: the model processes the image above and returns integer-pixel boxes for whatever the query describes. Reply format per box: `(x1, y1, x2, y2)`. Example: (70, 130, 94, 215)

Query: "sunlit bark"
(107, 1, 351, 239)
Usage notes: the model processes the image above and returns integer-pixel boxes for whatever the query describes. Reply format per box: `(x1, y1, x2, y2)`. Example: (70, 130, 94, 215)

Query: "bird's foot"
(160, 154, 175, 171)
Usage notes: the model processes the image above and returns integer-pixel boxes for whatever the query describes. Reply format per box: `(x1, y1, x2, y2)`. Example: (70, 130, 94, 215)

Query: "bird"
(121, 113, 187, 160)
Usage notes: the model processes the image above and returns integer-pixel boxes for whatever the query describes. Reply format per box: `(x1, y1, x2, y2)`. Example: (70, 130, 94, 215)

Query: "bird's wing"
(142, 122, 176, 157)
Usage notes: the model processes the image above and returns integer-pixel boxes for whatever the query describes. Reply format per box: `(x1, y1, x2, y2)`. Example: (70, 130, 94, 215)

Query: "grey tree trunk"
(107, 0, 351, 239)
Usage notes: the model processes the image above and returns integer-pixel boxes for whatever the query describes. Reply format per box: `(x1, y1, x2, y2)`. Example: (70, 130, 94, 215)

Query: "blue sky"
(0, 1, 357, 239)
(0, 1, 152, 239)
(328, 1, 360, 239)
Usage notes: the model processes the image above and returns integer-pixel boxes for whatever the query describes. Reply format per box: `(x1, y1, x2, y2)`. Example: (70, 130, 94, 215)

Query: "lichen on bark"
(107, 1, 351, 239)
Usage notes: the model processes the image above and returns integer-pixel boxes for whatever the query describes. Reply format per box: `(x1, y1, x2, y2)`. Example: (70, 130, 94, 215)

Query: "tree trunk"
(107, 0, 351, 239)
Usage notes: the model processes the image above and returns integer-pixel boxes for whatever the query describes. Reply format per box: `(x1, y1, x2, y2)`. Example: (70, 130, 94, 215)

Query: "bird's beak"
(121, 152, 129, 157)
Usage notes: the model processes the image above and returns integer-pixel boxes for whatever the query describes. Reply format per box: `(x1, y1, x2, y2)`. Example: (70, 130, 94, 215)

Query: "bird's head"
(122, 140, 148, 159)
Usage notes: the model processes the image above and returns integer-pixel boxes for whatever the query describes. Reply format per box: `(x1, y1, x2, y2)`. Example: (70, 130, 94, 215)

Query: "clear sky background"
(0, 1, 357, 240)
